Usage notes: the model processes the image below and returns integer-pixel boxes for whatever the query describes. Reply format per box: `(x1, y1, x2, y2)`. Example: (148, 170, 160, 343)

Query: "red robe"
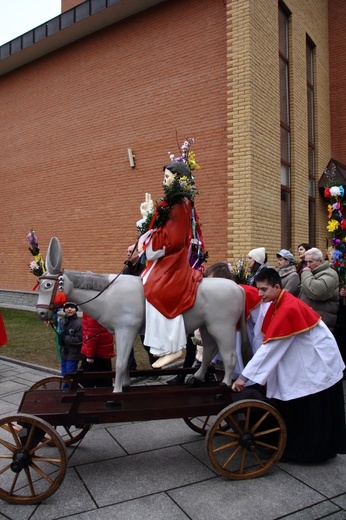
(141, 198, 203, 318)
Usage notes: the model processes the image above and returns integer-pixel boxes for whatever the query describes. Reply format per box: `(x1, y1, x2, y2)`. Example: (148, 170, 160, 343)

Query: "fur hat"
(63, 302, 79, 311)
(276, 249, 295, 263)
(248, 247, 266, 265)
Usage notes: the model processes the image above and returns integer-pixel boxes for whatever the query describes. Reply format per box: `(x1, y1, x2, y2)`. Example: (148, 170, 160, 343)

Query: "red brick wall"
(329, 0, 346, 162)
(1, 0, 227, 291)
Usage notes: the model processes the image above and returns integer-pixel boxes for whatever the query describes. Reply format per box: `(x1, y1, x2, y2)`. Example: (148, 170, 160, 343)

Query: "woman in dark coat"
(296, 242, 312, 280)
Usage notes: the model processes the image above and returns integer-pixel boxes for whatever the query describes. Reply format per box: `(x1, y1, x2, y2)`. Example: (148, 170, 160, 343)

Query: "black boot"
(166, 374, 185, 385)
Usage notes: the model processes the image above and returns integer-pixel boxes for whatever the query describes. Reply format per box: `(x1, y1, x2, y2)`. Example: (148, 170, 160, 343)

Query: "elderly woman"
(276, 249, 300, 296)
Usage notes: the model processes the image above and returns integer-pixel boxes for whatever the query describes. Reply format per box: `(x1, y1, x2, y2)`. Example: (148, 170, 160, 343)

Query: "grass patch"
(0, 308, 151, 371)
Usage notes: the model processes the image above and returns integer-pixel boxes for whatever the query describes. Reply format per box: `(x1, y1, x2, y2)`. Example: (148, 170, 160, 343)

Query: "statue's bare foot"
(151, 350, 183, 368)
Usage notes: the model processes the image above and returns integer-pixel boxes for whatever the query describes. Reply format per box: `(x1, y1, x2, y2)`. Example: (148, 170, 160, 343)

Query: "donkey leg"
(113, 329, 137, 393)
(193, 327, 218, 382)
(217, 330, 238, 386)
(198, 325, 238, 387)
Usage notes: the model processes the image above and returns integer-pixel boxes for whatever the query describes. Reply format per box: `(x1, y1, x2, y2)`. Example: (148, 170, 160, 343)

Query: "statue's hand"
(140, 193, 154, 219)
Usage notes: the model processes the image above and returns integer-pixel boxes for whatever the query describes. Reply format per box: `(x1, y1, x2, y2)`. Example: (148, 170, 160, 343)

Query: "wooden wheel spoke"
(0, 462, 12, 475)
(61, 426, 75, 440)
(30, 461, 55, 484)
(202, 417, 211, 430)
(213, 428, 239, 437)
(221, 444, 242, 468)
(221, 414, 241, 433)
(0, 438, 17, 453)
(251, 449, 266, 467)
(1, 423, 22, 449)
(24, 425, 36, 450)
(240, 446, 247, 473)
(245, 407, 251, 430)
(32, 455, 63, 465)
(9, 471, 19, 496)
(212, 440, 239, 454)
(249, 410, 270, 433)
(255, 440, 279, 451)
(24, 467, 36, 496)
(29, 435, 54, 455)
(254, 426, 281, 438)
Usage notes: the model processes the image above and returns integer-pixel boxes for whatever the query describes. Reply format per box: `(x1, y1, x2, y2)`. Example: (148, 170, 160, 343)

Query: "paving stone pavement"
(0, 357, 346, 520)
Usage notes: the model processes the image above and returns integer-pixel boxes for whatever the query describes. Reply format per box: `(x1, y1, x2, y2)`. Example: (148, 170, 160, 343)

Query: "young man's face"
(256, 281, 281, 303)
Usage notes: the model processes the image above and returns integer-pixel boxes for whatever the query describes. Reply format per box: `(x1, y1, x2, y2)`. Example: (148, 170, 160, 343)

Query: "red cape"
(240, 284, 262, 319)
(261, 289, 320, 343)
(141, 198, 203, 318)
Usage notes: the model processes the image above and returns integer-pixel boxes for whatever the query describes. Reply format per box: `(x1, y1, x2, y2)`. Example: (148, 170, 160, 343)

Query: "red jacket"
(0, 312, 7, 347)
(81, 313, 114, 359)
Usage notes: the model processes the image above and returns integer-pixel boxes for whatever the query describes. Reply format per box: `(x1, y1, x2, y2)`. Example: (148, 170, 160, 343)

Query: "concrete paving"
(0, 357, 346, 520)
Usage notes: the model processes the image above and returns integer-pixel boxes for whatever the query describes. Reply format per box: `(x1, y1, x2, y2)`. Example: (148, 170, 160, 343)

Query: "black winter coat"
(59, 313, 83, 361)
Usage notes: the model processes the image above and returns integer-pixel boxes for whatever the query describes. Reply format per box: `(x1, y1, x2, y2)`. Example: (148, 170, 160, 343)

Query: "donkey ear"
(45, 237, 62, 274)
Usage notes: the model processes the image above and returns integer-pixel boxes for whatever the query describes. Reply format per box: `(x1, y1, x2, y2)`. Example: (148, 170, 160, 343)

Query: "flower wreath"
(323, 163, 346, 287)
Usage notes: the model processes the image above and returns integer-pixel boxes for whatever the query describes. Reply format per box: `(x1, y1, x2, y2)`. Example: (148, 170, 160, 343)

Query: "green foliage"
(0, 308, 151, 370)
(230, 259, 249, 284)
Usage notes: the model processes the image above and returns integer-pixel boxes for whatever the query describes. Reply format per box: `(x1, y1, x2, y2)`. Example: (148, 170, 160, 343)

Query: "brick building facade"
(0, 0, 345, 302)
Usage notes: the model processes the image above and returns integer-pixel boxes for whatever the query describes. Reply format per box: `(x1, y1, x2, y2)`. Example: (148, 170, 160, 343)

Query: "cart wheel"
(206, 399, 286, 480)
(183, 416, 231, 436)
(0, 413, 67, 505)
(30, 377, 91, 446)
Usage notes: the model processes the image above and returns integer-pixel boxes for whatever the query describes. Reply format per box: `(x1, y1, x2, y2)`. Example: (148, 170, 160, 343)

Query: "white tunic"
(242, 320, 345, 400)
(233, 301, 270, 383)
(144, 301, 186, 356)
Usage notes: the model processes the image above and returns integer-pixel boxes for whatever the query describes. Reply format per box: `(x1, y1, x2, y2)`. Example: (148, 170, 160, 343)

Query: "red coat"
(81, 313, 114, 359)
(0, 312, 7, 347)
(141, 198, 203, 318)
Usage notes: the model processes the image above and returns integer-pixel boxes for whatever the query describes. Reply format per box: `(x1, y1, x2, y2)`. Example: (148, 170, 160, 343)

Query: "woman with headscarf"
(276, 248, 300, 296)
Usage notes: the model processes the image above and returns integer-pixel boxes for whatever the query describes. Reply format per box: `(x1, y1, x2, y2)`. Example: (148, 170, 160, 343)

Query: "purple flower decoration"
(332, 238, 341, 246)
(333, 250, 343, 260)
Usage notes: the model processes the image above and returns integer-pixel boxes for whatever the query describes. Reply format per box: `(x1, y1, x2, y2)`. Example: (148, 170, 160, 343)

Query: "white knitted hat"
(248, 247, 266, 265)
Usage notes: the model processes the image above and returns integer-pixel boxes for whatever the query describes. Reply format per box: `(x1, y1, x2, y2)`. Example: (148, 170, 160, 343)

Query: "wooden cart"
(0, 368, 286, 505)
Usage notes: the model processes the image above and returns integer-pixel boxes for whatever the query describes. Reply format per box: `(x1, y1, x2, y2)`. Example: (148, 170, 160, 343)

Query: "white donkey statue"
(36, 237, 251, 393)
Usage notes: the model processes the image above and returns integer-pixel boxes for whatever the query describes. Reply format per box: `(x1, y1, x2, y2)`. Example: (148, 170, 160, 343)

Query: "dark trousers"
(80, 356, 113, 387)
(183, 334, 196, 368)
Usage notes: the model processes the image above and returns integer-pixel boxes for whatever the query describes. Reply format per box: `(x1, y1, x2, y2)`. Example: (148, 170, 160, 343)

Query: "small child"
(58, 302, 82, 382)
